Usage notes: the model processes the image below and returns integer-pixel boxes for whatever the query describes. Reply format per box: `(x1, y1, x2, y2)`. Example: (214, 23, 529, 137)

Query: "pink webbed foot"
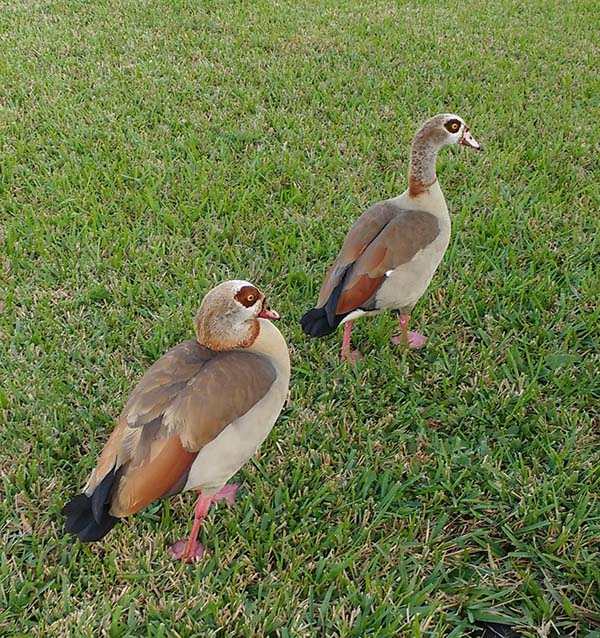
(341, 349, 363, 364)
(392, 314, 428, 350)
(171, 491, 212, 562)
(170, 539, 206, 562)
(169, 484, 240, 562)
(391, 331, 428, 349)
(210, 483, 240, 507)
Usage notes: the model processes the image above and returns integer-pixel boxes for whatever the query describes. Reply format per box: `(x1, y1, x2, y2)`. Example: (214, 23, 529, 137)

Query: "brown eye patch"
(235, 285, 261, 308)
(445, 119, 461, 133)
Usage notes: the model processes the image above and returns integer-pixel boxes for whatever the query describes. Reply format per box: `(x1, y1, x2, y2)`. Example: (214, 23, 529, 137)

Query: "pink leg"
(391, 314, 427, 349)
(210, 483, 240, 507)
(340, 321, 362, 363)
(170, 483, 240, 562)
(170, 492, 212, 562)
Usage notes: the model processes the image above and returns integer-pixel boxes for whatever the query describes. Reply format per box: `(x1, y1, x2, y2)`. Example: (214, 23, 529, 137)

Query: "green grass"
(1, 0, 598, 635)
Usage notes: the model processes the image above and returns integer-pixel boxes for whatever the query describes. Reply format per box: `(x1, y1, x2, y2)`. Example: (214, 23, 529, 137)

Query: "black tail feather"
(62, 469, 120, 542)
(301, 268, 350, 338)
(324, 276, 347, 328)
(90, 469, 117, 524)
(63, 494, 95, 534)
(300, 307, 338, 338)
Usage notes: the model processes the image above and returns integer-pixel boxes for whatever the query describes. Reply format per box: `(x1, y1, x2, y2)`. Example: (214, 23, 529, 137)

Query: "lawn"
(1, 0, 598, 636)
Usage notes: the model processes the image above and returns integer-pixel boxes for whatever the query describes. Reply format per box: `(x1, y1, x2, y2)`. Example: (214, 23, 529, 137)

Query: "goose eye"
(446, 119, 461, 133)
(246, 294, 256, 303)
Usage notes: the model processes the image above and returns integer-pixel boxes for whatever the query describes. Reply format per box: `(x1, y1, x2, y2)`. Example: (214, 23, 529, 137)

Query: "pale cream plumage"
(300, 113, 481, 360)
(63, 280, 289, 561)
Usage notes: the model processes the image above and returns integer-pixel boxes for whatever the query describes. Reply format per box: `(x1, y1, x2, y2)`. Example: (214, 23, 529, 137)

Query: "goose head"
(414, 113, 481, 151)
(194, 280, 279, 351)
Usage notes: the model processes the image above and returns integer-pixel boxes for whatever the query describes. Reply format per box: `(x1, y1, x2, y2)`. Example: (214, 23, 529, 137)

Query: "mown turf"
(1, 0, 598, 636)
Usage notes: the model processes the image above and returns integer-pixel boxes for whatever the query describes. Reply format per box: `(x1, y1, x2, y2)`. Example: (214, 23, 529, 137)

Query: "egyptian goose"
(63, 280, 290, 562)
(300, 113, 481, 361)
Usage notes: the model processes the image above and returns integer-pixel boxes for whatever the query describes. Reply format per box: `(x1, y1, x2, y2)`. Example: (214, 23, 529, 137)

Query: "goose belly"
(375, 232, 450, 311)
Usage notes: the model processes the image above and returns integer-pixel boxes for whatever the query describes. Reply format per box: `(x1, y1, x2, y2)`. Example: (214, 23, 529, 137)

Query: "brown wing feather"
(111, 436, 197, 517)
(123, 340, 215, 428)
(336, 244, 388, 314)
(334, 209, 440, 314)
(84, 340, 215, 494)
(164, 351, 277, 451)
(85, 414, 128, 494)
(85, 345, 277, 518)
(317, 201, 398, 306)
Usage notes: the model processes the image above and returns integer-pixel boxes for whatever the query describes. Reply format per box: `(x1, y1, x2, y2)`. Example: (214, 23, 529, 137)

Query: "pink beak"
(459, 129, 482, 150)
(258, 304, 281, 320)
